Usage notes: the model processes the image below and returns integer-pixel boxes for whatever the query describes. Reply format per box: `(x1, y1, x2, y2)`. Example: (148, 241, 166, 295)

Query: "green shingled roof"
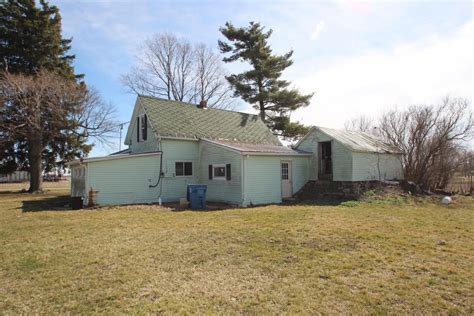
(139, 96, 281, 145)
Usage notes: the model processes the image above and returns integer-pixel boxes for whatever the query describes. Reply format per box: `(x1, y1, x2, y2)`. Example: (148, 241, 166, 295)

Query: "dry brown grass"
(0, 183, 472, 314)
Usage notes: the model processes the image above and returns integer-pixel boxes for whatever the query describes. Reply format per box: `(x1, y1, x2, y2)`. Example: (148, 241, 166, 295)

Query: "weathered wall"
(160, 139, 199, 202)
(86, 154, 161, 205)
(128, 104, 159, 154)
(351, 152, 403, 181)
(198, 141, 243, 205)
(296, 129, 353, 181)
(70, 165, 86, 198)
(243, 155, 309, 206)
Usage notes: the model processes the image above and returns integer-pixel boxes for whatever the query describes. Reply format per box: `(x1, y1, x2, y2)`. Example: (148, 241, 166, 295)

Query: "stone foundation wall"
(294, 180, 397, 200)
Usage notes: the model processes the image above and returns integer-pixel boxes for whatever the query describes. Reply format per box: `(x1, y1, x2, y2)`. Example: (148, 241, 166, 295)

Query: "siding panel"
(296, 129, 353, 181)
(352, 153, 403, 181)
(129, 105, 159, 153)
(87, 155, 161, 205)
(243, 156, 309, 206)
(198, 141, 242, 205)
(160, 139, 199, 201)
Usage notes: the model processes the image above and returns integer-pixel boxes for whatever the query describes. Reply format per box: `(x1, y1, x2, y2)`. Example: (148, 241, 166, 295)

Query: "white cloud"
(310, 21, 326, 41)
(293, 20, 473, 129)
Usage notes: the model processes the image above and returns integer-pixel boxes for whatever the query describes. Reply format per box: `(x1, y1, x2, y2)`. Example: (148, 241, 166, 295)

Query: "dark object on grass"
(71, 197, 83, 210)
(400, 180, 423, 195)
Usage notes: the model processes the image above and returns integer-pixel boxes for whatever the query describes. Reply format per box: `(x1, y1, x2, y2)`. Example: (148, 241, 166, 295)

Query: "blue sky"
(52, 0, 473, 156)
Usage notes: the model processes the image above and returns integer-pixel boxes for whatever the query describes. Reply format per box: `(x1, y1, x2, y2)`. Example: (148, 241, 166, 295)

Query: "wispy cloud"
(310, 21, 326, 41)
(293, 19, 473, 128)
(51, 0, 473, 155)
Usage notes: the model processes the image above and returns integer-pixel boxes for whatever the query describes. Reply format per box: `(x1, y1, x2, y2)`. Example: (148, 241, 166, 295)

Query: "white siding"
(243, 156, 309, 206)
(352, 152, 403, 181)
(86, 154, 161, 205)
(71, 165, 86, 198)
(160, 139, 199, 202)
(198, 141, 243, 205)
(296, 129, 353, 181)
(129, 105, 159, 153)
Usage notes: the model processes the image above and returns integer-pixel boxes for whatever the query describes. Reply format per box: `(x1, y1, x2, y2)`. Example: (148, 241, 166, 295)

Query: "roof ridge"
(138, 94, 260, 118)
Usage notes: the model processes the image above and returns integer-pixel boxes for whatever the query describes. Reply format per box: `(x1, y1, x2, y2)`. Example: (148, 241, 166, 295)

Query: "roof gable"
(296, 126, 403, 154)
(124, 98, 141, 145)
(138, 96, 281, 145)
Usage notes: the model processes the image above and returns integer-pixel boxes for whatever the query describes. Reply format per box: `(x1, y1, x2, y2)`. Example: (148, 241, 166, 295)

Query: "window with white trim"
(175, 161, 193, 176)
(213, 164, 226, 180)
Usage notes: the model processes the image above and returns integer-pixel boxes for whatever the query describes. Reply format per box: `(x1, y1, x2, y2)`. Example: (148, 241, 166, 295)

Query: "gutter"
(201, 139, 312, 156)
(67, 151, 162, 165)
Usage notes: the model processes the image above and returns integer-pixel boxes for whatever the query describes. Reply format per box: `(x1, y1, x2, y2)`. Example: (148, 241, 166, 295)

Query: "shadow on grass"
(0, 190, 27, 195)
(21, 195, 71, 212)
(284, 199, 349, 206)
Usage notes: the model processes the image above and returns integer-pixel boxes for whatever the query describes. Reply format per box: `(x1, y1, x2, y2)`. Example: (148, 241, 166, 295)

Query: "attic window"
(140, 114, 147, 141)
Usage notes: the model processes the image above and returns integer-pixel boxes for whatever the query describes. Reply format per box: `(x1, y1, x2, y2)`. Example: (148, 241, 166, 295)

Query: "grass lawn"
(0, 182, 473, 314)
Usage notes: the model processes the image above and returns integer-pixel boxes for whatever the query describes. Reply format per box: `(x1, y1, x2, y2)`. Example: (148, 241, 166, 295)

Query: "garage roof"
(298, 126, 403, 154)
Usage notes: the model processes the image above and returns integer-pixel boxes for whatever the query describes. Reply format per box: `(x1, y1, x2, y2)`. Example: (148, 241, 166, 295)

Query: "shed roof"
(204, 139, 312, 156)
(139, 96, 281, 145)
(299, 126, 403, 154)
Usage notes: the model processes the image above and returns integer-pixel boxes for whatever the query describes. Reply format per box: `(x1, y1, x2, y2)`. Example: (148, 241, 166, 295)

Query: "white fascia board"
(67, 151, 161, 166)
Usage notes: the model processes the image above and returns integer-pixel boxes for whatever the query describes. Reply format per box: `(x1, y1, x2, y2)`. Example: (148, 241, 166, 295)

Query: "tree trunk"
(28, 134, 43, 193)
(259, 99, 266, 122)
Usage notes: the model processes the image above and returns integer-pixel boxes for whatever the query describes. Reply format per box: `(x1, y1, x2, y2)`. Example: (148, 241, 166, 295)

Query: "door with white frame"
(281, 161, 293, 198)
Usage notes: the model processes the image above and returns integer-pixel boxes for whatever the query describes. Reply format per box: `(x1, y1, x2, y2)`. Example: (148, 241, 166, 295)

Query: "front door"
(281, 161, 293, 198)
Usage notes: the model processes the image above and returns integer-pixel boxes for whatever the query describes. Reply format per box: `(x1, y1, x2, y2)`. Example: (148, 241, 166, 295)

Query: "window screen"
(175, 162, 192, 176)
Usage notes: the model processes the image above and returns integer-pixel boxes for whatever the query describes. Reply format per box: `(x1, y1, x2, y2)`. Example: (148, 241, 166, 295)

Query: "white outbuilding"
(294, 126, 404, 182)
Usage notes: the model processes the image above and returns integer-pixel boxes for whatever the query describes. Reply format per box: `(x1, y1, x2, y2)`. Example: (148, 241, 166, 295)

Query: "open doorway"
(318, 141, 332, 180)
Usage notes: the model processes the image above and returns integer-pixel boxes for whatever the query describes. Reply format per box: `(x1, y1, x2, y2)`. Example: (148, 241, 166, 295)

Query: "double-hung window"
(175, 161, 192, 177)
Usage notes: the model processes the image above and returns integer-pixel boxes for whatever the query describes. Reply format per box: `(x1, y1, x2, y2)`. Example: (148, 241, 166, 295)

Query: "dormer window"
(136, 114, 147, 142)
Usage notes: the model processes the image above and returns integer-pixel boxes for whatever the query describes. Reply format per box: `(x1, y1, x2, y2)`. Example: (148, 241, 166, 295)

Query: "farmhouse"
(70, 95, 403, 207)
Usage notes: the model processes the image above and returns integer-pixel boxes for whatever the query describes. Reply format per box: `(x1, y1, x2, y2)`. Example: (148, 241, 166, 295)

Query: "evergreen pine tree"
(0, 0, 96, 192)
(218, 21, 313, 139)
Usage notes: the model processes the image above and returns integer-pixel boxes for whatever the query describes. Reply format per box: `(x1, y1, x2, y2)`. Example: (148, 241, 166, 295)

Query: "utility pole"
(118, 121, 129, 151)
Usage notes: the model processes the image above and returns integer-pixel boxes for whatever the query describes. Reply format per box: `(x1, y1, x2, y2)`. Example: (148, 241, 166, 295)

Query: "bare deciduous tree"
(344, 115, 374, 133)
(72, 88, 117, 144)
(378, 97, 473, 190)
(0, 70, 116, 192)
(122, 33, 234, 109)
(345, 97, 473, 191)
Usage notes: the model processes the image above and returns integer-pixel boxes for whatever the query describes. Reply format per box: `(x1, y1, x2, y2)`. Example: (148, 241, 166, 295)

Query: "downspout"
(137, 96, 164, 203)
(241, 154, 246, 206)
(149, 137, 164, 204)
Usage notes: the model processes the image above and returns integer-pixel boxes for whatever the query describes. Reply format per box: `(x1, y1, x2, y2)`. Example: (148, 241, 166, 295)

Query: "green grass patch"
(0, 182, 473, 314)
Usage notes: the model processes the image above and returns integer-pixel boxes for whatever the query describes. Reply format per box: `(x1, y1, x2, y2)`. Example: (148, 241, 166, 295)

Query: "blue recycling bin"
(187, 184, 207, 210)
